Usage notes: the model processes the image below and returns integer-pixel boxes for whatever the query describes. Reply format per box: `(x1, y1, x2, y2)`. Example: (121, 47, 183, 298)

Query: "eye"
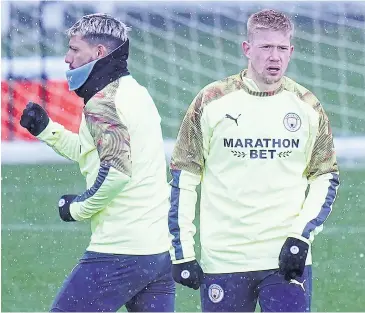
(279, 46, 289, 50)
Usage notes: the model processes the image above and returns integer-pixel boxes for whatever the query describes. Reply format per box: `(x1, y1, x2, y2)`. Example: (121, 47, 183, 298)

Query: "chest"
(78, 115, 97, 153)
(205, 95, 314, 161)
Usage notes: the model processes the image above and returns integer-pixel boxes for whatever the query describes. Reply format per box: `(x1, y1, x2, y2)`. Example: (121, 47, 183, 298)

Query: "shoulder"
(193, 72, 244, 110)
(116, 75, 144, 93)
(114, 76, 152, 104)
(282, 76, 322, 113)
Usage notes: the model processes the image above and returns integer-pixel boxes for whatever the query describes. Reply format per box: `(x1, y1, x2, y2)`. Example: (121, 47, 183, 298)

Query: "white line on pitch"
(2, 224, 365, 234)
(2, 224, 89, 232)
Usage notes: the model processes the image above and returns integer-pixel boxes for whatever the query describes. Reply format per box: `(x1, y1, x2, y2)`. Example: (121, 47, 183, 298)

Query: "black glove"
(279, 237, 309, 281)
(172, 260, 203, 290)
(58, 195, 78, 222)
(20, 102, 49, 136)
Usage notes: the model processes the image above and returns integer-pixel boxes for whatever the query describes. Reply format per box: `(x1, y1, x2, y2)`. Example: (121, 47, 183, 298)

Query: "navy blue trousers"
(201, 266, 312, 312)
(50, 251, 175, 312)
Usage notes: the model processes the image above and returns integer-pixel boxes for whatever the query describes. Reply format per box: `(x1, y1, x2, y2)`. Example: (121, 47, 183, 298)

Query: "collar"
(240, 69, 285, 97)
(66, 39, 130, 104)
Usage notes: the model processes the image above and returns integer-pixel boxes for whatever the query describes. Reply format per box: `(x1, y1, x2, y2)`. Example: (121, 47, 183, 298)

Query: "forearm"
(169, 90, 206, 262)
(290, 171, 340, 241)
(169, 169, 201, 263)
(37, 119, 80, 162)
(60, 165, 130, 221)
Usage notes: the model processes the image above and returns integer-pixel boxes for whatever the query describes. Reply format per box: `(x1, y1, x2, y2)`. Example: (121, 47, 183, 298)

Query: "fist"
(279, 237, 309, 281)
(20, 102, 49, 136)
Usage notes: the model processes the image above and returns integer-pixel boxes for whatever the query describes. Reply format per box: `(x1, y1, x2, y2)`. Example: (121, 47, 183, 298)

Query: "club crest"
(208, 284, 224, 303)
(283, 113, 301, 132)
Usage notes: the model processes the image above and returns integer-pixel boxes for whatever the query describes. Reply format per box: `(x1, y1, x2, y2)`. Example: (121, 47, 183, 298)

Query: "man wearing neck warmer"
(20, 13, 175, 312)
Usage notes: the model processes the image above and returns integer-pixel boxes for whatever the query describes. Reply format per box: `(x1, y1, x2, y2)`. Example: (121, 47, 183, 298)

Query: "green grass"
(2, 163, 365, 312)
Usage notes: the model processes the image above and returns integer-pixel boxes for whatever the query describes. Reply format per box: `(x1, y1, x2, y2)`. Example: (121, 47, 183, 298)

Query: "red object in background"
(1, 80, 83, 140)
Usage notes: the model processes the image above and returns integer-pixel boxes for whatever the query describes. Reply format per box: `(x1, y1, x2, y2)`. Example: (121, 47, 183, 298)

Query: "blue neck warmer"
(66, 59, 98, 91)
(64, 39, 130, 103)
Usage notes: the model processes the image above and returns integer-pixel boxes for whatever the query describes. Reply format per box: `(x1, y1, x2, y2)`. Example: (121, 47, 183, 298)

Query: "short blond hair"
(247, 9, 294, 41)
(66, 13, 131, 51)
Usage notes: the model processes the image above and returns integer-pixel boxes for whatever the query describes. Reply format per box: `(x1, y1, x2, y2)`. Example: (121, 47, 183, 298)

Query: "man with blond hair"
(168, 9, 339, 312)
(20, 13, 175, 312)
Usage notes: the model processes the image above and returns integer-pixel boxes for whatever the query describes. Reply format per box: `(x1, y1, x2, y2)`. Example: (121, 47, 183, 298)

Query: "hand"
(20, 102, 49, 136)
(58, 195, 78, 222)
(172, 260, 203, 290)
(279, 237, 309, 281)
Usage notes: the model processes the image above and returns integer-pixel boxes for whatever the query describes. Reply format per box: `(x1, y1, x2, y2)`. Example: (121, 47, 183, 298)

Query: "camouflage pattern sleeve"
(169, 75, 244, 262)
(66, 93, 132, 221)
(305, 103, 339, 179)
(289, 88, 340, 242)
(170, 92, 205, 176)
(84, 104, 132, 177)
(170, 73, 243, 175)
(283, 78, 339, 179)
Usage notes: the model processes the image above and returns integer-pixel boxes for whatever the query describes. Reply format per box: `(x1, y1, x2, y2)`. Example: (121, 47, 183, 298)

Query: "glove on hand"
(172, 260, 203, 290)
(58, 195, 78, 222)
(20, 102, 49, 136)
(279, 236, 309, 281)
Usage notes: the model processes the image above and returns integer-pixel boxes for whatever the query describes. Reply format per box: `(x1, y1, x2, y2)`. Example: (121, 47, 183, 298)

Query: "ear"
(96, 44, 108, 59)
(242, 41, 251, 59)
(289, 45, 294, 58)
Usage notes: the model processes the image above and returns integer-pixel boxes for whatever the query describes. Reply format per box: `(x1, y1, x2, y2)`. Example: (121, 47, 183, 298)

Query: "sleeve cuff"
(69, 202, 83, 221)
(36, 119, 57, 141)
(58, 196, 79, 222)
(288, 233, 311, 245)
(59, 205, 76, 222)
(172, 257, 196, 265)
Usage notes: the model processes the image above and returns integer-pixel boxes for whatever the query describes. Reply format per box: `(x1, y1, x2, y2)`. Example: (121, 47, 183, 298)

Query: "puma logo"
(289, 279, 306, 292)
(225, 114, 241, 126)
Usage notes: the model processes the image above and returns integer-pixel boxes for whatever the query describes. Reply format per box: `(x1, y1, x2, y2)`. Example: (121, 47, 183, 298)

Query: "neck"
(75, 40, 130, 104)
(246, 65, 283, 92)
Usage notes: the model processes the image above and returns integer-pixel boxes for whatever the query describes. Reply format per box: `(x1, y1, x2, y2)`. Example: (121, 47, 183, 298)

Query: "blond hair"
(66, 13, 131, 51)
(247, 9, 294, 41)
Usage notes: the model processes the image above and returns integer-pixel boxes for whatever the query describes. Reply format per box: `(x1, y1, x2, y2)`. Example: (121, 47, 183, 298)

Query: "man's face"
(65, 35, 101, 70)
(242, 29, 294, 85)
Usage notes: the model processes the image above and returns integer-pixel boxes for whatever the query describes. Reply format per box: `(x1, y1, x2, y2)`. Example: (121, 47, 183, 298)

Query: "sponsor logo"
(223, 138, 299, 159)
(289, 279, 306, 292)
(225, 113, 241, 126)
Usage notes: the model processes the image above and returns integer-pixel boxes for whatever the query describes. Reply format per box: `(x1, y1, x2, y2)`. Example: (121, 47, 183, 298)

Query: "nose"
(64, 52, 72, 65)
(270, 47, 280, 61)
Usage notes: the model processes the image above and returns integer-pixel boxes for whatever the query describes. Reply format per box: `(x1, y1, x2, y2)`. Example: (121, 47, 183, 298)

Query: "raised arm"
(20, 102, 81, 162)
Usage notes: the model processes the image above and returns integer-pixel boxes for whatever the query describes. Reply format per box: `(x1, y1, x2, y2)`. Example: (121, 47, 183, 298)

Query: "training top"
(168, 69, 340, 273)
(38, 75, 171, 255)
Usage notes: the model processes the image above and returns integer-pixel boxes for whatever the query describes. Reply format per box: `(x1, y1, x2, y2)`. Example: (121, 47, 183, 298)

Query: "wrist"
(35, 119, 53, 140)
(172, 257, 196, 265)
(287, 233, 311, 245)
(58, 195, 78, 222)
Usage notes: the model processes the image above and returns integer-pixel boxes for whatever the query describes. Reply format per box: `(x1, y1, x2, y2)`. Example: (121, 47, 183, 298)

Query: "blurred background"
(1, 1, 365, 312)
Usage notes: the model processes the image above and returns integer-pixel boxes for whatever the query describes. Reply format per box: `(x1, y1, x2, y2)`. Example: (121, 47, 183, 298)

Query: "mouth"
(266, 66, 281, 74)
